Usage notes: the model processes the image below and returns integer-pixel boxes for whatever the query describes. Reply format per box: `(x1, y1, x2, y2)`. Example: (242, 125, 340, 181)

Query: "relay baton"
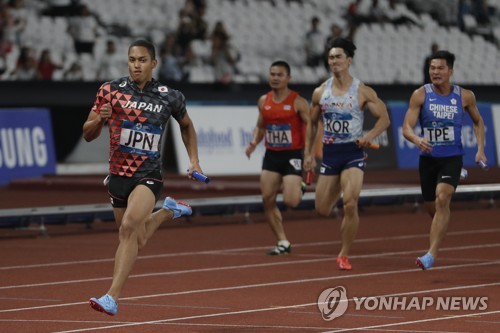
(306, 170, 313, 185)
(356, 140, 380, 149)
(190, 170, 211, 183)
(478, 160, 489, 171)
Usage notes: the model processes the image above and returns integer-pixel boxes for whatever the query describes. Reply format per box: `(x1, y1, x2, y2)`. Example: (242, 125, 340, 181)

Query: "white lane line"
(2, 260, 500, 315)
(50, 281, 500, 333)
(321, 310, 500, 333)
(2, 242, 500, 291)
(2, 227, 499, 271)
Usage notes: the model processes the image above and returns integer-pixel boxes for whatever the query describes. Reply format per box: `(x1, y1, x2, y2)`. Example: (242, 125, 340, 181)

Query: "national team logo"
(451, 98, 457, 105)
(119, 81, 127, 88)
(283, 105, 292, 111)
(158, 86, 168, 93)
(264, 105, 271, 110)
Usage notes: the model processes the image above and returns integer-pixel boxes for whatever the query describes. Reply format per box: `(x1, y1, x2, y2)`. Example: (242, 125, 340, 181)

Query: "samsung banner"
(389, 101, 497, 169)
(171, 106, 265, 175)
(0, 108, 56, 185)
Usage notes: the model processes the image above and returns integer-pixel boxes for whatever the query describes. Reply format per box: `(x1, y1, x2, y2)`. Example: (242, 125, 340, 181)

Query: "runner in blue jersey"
(403, 50, 486, 270)
(309, 38, 390, 270)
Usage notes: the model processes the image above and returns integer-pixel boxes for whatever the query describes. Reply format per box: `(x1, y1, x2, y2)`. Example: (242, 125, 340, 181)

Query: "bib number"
(266, 124, 292, 148)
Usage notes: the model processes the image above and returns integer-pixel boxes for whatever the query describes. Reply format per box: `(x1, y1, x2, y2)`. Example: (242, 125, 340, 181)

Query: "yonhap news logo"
(317, 286, 349, 321)
(318, 286, 488, 321)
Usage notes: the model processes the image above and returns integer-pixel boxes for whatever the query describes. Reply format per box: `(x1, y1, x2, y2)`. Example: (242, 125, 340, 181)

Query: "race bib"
(120, 120, 162, 156)
(266, 124, 292, 148)
(323, 113, 352, 140)
(423, 125, 455, 146)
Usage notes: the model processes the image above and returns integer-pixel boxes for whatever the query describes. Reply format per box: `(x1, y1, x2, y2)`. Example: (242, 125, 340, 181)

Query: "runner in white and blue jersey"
(403, 50, 486, 271)
(309, 38, 390, 270)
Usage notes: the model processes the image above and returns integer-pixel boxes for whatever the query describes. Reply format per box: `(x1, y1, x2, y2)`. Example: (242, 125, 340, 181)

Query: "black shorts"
(262, 149, 303, 176)
(419, 155, 462, 202)
(107, 170, 164, 208)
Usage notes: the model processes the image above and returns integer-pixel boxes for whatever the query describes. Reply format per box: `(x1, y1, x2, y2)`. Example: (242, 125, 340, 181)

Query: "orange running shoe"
(336, 256, 352, 270)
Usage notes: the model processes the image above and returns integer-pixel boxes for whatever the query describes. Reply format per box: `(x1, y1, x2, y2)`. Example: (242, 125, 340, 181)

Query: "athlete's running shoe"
(416, 252, 434, 270)
(89, 294, 118, 316)
(267, 242, 291, 256)
(162, 197, 192, 219)
(336, 256, 352, 270)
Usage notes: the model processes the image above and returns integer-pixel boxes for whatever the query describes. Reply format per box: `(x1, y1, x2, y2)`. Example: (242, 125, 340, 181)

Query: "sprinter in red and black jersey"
(245, 61, 314, 256)
(83, 39, 203, 316)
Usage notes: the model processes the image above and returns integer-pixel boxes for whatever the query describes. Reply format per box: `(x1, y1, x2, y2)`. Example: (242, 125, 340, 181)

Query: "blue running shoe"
(89, 294, 118, 316)
(416, 252, 435, 270)
(163, 197, 192, 218)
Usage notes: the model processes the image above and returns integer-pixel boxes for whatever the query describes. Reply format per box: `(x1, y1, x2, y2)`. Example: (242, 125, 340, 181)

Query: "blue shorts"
(320, 143, 366, 175)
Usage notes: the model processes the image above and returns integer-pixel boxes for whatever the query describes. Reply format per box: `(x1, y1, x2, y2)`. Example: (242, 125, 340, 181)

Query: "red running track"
(0, 203, 499, 332)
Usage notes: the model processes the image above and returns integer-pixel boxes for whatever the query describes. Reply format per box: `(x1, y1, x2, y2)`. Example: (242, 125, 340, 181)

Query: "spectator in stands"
(344, 0, 364, 40)
(96, 40, 125, 81)
(10, 45, 37, 80)
(304, 16, 324, 67)
(68, 4, 100, 55)
(175, 11, 196, 63)
(159, 32, 187, 82)
(0, 36, 7, 77)
(36, 48, 63, 80)
(181, 0, 208, 40)
(245, 60, 313, 256)
(423, 42, 439, 84)
(7, 0, 27, 45)
(403, 50, 486, 270)
(308, 38, 390, 270)
(324, 23, 344, 70)
(385, 0, 422, 26)
(209, 21, 239, 85)
(63, 60, 83, 80)
(368, 0, 386, 23)
(84, 39, 203, 316)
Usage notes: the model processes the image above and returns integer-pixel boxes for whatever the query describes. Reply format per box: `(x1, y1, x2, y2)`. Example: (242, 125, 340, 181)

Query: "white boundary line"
(2, 241, 500, 291)
(2, 259, 500, 315)
(322, 310, 500, 333)
(2, 227, 500, 271)
(50, 281, 500, 333)
(0, 228, 499, 331)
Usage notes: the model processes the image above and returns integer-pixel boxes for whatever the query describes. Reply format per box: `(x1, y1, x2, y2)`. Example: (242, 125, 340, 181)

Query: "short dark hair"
(430, 50, 455, 69)
(129, 39, 156, 60)
(270, 60, 291, 76)
(327, 38, 357, 58)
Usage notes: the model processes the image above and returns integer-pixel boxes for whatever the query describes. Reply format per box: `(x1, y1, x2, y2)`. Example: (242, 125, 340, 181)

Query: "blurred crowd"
(0, 0, 498, 84)
(0, 0, 241, 84)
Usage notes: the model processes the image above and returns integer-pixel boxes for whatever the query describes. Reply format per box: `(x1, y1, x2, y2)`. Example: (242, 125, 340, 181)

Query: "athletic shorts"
(419, 155, 462, 201)
(262, 149, 303, 176)
(320, 143, 366, 175)
(107, 170, 164, 208)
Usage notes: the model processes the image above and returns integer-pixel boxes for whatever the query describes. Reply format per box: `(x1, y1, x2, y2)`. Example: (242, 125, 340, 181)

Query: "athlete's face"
(268, 65, 290, 89)
(429, 58, 453, 86)
(327, 48, 351, 74)
(128, 46, 157, 88)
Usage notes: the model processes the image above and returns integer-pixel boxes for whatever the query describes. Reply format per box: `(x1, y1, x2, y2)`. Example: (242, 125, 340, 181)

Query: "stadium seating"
(4, 0, 500, 84)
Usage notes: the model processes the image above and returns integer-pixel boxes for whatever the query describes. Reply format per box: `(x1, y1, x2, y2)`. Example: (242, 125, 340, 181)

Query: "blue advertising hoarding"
(388, 101, 497, 169)
(0, 108, 56, 185)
